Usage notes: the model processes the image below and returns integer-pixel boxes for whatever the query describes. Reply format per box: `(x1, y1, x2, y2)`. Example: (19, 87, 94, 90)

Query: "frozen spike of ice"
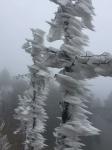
(55, 74, 83, 87)
(31, 28, 45, 37)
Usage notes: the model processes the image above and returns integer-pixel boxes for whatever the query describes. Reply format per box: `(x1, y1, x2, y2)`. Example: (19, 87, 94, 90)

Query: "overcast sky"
(0, 0, 112, 99)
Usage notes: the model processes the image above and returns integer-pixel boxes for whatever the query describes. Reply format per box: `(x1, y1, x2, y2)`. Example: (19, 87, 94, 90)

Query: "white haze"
(0, 0, 112, 99)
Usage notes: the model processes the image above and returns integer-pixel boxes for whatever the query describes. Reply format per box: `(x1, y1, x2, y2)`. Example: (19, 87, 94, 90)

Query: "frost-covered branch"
(54, 74, 100, 150)
(45, 50, 112, 79)
(47, 0, 100, 150)
(15, 29, 50, 150)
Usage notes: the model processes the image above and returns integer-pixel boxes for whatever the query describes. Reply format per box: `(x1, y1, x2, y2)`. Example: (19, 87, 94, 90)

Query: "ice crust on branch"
(47, 0, 100, 150)
(15, 29, 50, 150)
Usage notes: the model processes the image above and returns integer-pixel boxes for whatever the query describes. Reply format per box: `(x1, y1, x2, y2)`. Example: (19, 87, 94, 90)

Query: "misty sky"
(0, 0, 112, 99)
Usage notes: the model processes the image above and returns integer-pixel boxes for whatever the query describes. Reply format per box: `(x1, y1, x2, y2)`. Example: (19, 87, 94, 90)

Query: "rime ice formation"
(15, 29, 50, 150)
(47, 0, 101, 150)
(15, 0, 112, 150)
